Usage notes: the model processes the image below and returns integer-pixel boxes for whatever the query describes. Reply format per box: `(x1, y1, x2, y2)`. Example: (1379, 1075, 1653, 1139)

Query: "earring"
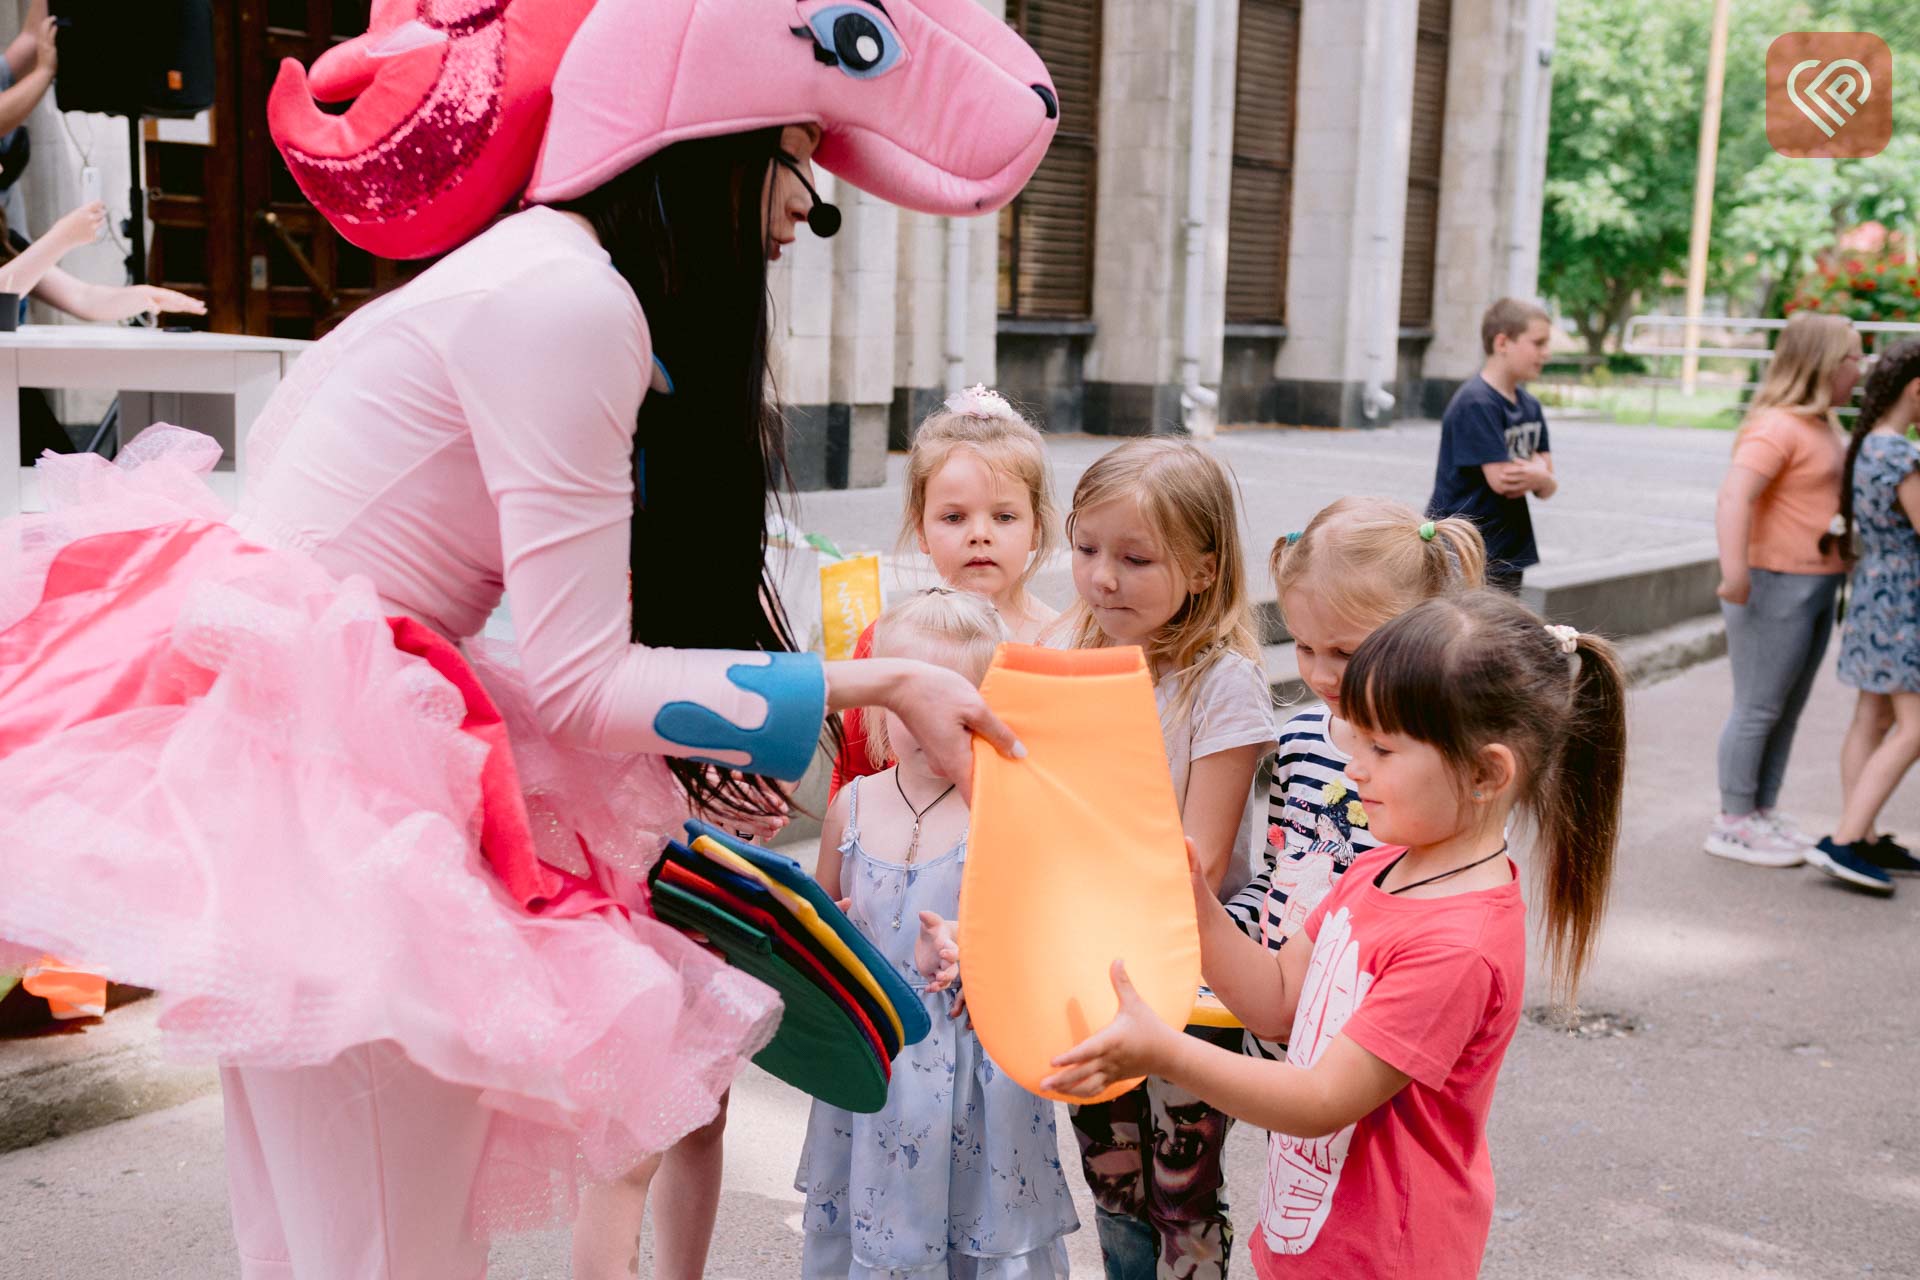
(1473, 790, 1484, 800)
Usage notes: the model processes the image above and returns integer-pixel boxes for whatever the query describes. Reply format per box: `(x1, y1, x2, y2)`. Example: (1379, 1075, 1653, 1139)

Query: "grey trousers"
(1716, 569, 1844, 815)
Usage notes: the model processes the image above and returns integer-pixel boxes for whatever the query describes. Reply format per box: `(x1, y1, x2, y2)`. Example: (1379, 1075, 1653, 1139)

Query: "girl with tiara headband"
(830, 385, 1061, 798)
(0, 2, 1060, 1275)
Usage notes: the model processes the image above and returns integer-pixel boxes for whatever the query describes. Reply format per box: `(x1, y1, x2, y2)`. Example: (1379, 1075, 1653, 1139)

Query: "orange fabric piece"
(961, 644, 1200, 1104)
(22, 957, 108, 1020)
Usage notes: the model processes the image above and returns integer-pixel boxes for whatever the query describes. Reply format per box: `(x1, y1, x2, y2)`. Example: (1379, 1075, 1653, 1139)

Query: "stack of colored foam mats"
(646, 820, 931, 1113)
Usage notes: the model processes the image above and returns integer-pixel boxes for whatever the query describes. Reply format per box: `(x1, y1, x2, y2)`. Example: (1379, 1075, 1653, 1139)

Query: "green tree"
(1711, 2, 1920, 307)
(1540, 0, 1710, 354)
(1544, 0, 1920, 348)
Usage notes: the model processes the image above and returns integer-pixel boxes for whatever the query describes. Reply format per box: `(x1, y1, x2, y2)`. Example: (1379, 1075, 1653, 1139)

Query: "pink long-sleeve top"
(233, 206, 823, 780)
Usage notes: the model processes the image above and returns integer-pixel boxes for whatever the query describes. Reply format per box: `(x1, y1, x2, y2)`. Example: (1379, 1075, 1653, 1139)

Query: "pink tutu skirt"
(0, 428, 781, 1233)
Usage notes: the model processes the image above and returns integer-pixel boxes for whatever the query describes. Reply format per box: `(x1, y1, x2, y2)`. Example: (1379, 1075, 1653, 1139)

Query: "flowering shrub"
(1784, 235, 1920, 324)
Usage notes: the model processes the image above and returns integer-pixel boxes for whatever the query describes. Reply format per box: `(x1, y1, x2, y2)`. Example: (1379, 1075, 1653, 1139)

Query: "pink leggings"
(222, 1043, 493, 1279)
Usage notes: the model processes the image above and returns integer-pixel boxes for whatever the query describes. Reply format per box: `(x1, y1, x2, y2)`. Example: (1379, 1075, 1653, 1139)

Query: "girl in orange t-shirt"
(1706, 312, 1857, 870)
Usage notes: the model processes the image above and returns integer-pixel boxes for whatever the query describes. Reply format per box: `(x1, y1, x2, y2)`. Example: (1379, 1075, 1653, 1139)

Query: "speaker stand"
(123, 113, 146, 286)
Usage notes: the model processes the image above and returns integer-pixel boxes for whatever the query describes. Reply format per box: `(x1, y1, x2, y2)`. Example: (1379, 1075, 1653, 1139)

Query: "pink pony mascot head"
(271, 0, 1059, 260)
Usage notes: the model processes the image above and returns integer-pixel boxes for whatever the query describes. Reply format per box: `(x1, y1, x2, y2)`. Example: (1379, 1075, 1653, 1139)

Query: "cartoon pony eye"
(796, 3, 904, 79)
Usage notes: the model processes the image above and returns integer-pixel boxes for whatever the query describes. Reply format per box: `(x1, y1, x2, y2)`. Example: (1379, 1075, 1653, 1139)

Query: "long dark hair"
(554, 128, 811, 819)
(1832, 339, 1920, 563)
(1342, 591, 1627, 1002)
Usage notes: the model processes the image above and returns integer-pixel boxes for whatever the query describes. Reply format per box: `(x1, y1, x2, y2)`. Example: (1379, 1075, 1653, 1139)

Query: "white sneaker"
(1756, 808, 1817, 851)
(1704, 813, 1807, 867)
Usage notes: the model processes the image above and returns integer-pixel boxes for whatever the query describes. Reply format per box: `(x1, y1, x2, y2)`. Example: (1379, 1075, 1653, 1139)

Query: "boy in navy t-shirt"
(1427, 298, 1559, 590)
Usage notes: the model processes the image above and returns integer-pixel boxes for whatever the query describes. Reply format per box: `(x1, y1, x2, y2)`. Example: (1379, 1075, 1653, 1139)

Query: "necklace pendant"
(905, 822, 921, 865)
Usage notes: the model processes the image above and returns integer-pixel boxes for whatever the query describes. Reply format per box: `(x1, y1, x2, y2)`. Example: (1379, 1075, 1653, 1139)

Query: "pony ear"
(529, 0, 1057, 217)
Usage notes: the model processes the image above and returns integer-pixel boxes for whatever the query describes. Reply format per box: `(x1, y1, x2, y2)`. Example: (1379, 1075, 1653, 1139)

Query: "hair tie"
(1418, 521, 1437, 542)
(1284, 530, 1303, 545)
(1544, 623, 1579, 655)
(944, 383, 1019, 422)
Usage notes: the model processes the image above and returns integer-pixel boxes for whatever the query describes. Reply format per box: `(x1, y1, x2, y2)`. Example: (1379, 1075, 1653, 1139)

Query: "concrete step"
(0, 996, 217, 1155)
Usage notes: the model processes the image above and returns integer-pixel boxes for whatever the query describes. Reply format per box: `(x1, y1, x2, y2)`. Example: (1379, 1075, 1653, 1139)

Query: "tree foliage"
(1541, 0, 1920, 351)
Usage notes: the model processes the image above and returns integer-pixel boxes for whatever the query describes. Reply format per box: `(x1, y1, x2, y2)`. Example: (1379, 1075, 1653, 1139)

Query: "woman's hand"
(46, 201, 105, 252)
(98, 285, 207, 324)
(880, 662, 1023, 804)
(825, 657, 1022, 803)
(1040, 960, 1181, 1098)
(1715, 571, 1751, 606)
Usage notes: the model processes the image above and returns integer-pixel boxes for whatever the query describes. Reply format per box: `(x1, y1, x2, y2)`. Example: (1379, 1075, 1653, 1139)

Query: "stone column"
(1420, 0, 1556, 416)
(773, 169, 900, 490)
(1082, 0, 1182, 435)
(1264, 0, 1420, 428)
(828, 183, 897, 488)
(892, 207, 999, 449)
(769, 175, 838, 489)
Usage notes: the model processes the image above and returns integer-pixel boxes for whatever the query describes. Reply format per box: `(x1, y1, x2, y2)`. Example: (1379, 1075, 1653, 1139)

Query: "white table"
(0, 325, 311, 516)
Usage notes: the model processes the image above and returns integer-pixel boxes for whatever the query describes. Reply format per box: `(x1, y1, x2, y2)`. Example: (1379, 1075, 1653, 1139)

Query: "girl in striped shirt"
(1224, 498, 1485, 1056)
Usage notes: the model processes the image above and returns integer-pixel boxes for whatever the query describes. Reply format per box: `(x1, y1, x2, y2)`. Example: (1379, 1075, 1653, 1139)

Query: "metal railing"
(1532, 314, 1920, 425)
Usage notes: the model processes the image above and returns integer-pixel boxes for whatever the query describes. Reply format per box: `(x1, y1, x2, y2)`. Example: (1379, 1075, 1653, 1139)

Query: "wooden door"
(145, 0, 418, 337)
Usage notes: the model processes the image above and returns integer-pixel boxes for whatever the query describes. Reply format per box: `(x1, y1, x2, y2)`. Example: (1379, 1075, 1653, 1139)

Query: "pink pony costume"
(0, 2, 1055, 1275)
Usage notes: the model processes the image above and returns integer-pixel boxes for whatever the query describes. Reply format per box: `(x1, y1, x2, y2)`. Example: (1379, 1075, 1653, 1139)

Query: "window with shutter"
(999, 0, 1101, 320)
(1224, 0, 1300, 326)
(1399, 0, 1450, 330)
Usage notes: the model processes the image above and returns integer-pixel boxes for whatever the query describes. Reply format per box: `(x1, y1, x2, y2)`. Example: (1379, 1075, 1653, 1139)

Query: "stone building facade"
(773, 0, 1557, 487)
(4, 0, 1554, 488)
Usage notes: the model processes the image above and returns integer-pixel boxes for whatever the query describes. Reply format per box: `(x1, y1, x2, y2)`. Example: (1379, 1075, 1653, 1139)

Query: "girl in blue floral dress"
(1820, 340, 1920, 889)
(798, 590, 1079, 1278)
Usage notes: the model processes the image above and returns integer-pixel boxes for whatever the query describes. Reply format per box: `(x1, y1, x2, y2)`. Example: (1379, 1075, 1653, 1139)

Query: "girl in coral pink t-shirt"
(1044, 590, 1629, 1279)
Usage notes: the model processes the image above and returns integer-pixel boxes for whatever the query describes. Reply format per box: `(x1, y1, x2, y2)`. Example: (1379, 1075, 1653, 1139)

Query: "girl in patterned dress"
(1819, 339, 1920, 888)
(798, 590, 1079, 1278)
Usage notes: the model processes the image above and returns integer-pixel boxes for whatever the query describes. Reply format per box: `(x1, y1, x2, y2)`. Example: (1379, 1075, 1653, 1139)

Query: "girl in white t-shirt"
(1061, 437, 1275, 1280)
(1223, 498, 1485, 1058)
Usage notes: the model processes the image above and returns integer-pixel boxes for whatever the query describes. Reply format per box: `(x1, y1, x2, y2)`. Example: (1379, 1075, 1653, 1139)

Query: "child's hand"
(1484, 461, 1531, 498)
(100, 285, 206, 324)
(48, 201, 106, 251)
(914, 911, 961, 990)
(947, 985, 971, 1030)
(1041, 960, 1179, 1098)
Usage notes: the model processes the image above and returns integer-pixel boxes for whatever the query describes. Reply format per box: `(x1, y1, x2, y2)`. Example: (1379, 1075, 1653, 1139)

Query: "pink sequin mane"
(268, 0, 596, 259)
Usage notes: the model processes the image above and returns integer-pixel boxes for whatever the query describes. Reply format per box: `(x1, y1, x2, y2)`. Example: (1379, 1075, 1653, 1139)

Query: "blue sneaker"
(1864, 834, 1920, 877)
(1807, 837, 1895, 895)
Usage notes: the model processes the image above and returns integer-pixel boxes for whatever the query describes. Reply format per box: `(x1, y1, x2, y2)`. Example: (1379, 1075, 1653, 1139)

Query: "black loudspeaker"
(48, 0, 214, 119)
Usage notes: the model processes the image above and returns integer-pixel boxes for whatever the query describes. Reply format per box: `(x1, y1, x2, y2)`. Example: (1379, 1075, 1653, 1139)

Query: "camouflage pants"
(1068, 1028, 1236, 1280)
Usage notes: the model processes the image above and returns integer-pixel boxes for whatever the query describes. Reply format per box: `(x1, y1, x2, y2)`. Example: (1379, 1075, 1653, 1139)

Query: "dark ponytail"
(554, 129, 815, 820)
(1538, 632, 1626, 999)
(1342, 591, 1628, 1002)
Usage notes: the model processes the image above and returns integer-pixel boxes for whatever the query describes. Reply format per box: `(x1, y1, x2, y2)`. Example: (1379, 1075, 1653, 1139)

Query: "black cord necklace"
(1375, 843, 1509, 896)
(891, 771, 956, 931)
(894, 771, 956, 867)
